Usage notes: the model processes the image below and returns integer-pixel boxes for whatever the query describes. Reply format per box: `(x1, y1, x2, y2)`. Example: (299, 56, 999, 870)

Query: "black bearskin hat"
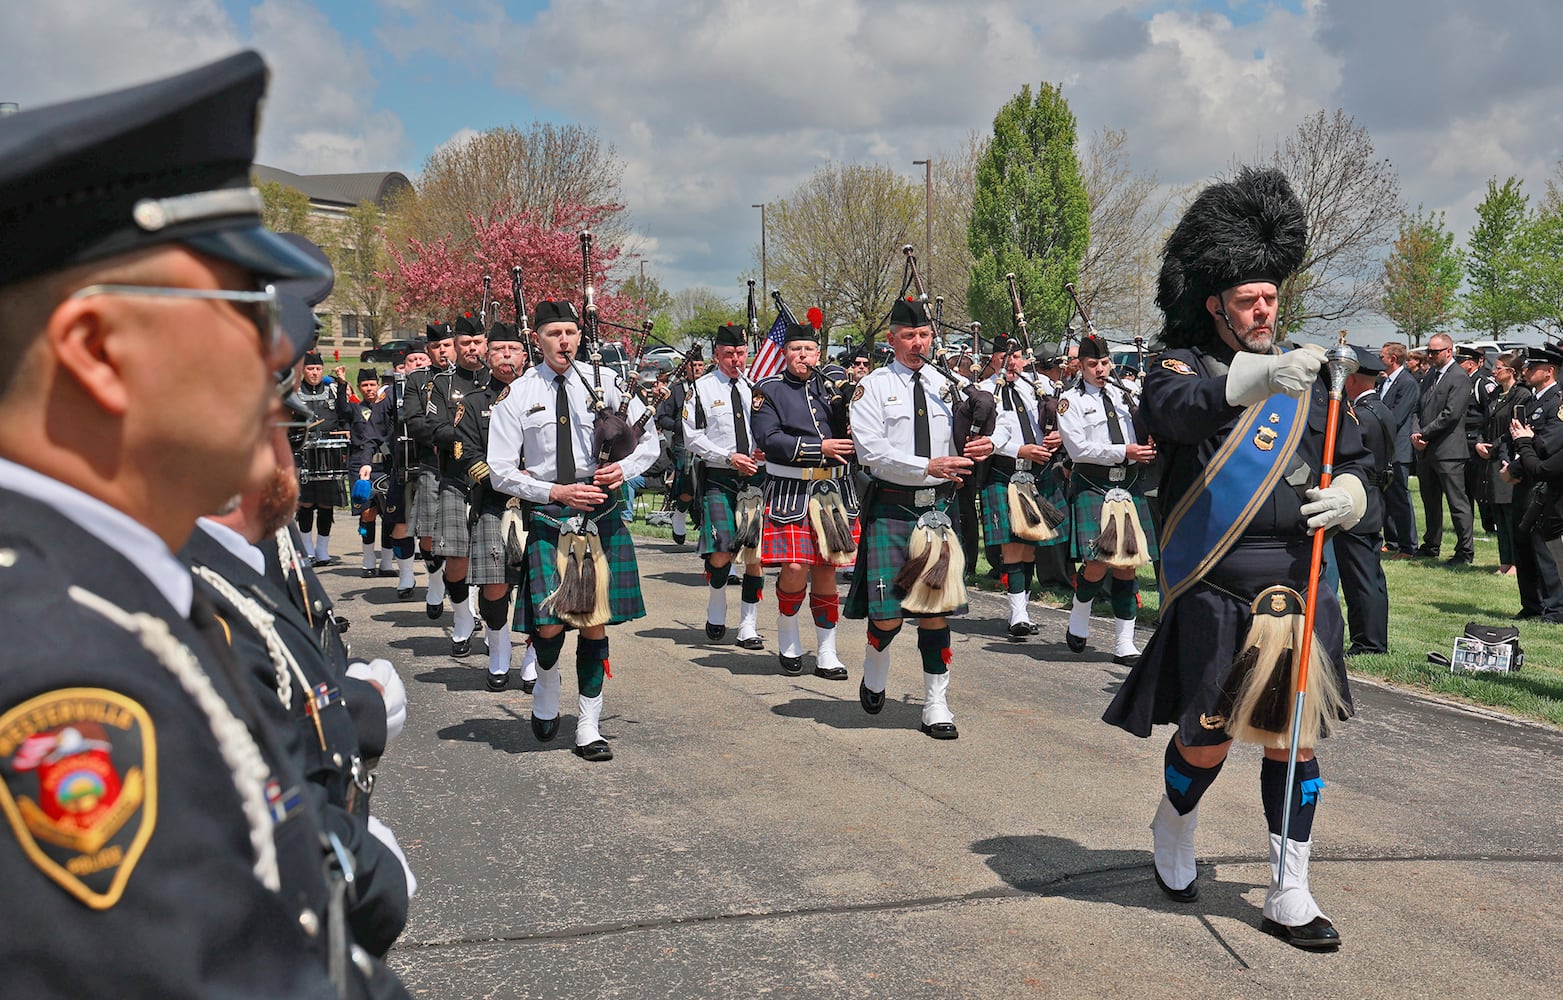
(1157, 166, 1306, 349)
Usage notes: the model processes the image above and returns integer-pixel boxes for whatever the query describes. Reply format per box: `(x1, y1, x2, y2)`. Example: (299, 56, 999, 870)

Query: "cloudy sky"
(4, 0, 1561, 322)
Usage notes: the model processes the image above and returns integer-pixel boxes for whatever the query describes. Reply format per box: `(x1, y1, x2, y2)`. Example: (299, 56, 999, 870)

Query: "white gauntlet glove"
(1301, 474, 1366, 533)
(347, 657, 407, 744)
(1225, 344, 1328, 406)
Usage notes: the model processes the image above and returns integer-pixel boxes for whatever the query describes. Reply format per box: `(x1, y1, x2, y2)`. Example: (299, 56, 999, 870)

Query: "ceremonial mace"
(1277, 331, 1358, 893)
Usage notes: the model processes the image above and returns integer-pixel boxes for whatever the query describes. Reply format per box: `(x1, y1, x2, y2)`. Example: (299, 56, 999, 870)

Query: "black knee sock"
(1109, 575, 1137, 620)
(707, 559, 730, 589)
(1075, 571, 1106, 603)
(296, 508, 314, 534)
(315, 508, 335, 536)
(576, 636, 609, 697)
(392, 536, 416, 559)
(1005, 562, 1029, 595)
(534, 631, 567, 671)
(1164, 736, 1225, 816)
(741, 573, 763, 604)
(917, 625, 951, 674)
(478, 590, 511, 630)
(359, 519, 376, 545)
(867, 620, 902, 651)
(1261, 756, 1323, 842)
(445, 577, 469, 605)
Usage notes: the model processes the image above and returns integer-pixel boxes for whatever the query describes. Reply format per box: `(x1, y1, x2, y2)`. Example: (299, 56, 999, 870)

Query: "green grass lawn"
(625, 487, 1563, 728)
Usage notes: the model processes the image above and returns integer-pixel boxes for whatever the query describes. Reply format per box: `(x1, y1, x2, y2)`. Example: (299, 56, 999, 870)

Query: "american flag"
(748, 313, 788, 381)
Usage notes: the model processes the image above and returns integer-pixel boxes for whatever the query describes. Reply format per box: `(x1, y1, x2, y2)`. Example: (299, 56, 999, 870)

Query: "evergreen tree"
(1462, 177, 1535, 337)
(967, 83, 1089, 341)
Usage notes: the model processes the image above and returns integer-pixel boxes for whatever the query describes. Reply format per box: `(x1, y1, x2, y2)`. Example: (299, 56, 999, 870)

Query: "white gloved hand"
(347, 657, 406, 745)
(1301, 474, 1366, 533)
(366, 814, 417, 898)
(1225, 344, 1328, 406)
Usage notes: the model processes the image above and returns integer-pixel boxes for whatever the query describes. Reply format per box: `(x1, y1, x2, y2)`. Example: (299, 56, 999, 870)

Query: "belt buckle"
(1109, 467, 1125, 482)
(1016, 458, 1032, 472)
(914, 488, 935, 507)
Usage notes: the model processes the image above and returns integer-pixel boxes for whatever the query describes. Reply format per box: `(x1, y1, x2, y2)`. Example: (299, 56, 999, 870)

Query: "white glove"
(347, 657, 406, 745)
(1301, 474, 1366, 533)
(1224, 344, 1328, 406)
(366, 814, 417, 898)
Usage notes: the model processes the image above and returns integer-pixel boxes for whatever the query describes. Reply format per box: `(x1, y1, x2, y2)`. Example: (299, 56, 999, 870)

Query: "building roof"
(252, 164, 413, 209)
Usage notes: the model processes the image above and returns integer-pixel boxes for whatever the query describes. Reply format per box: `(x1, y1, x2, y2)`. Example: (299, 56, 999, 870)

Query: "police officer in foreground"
(0, 52, 407, 996)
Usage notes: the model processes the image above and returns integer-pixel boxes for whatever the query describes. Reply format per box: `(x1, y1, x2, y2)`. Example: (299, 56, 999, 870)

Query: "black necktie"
(555, 374, 575, 482)
(731, 381, 749, 455)
(1102, 387, 1125, 445)
(1009, 386, 1036, 445)
(912, 370, 931, 458)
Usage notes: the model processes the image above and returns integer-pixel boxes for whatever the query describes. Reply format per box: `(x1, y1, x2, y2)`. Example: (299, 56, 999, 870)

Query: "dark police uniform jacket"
(420, 364, 491, 493)
(751, 365, 858, 523)
(0, 485, 405, 998)
(1349, 390, 1394, 537)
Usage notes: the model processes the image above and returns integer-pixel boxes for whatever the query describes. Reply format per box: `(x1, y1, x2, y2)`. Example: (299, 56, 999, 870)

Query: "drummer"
(295, 350, 356, 565)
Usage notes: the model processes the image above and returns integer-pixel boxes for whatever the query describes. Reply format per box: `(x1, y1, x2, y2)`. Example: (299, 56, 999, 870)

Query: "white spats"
(361, 541, 376, 571)
(815, 626, 845, 673)
(520, 639, 538, 683)
(863, 642, 891, 694)
(736, 598, 761, 642)
(379, 548, 393, 573)
(777, 610, 803, 659)
(425, 570, 445, 609)
(1007, 591, 1030, 627)
(533, 665, 561, 721)
(1067, 596, 1093, 641)
(672, 511, 687, 537)
(397, 558, 416, 590)
(486, 625, 511, 676)
(1264, 834, 1326, 927)
(706, 584, 728, 630)
(1114, 617, 1141, 657)
(922, 671, 954, 727)
(313, 534, 331, 563)
(451, 598, 475, 643)
(576, 693, 604, 747)
(1150, 795, 1199, 892)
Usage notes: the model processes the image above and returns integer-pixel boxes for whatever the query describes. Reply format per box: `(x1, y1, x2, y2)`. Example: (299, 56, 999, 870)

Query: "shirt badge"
(1056, 398, 1070, 415)
(1162, 358, 1196, 376)
(851, 384, 865, 403)
(752, 392, 765, 412)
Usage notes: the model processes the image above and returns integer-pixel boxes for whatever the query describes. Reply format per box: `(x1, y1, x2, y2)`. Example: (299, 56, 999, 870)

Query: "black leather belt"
(872, 481, 955, 507)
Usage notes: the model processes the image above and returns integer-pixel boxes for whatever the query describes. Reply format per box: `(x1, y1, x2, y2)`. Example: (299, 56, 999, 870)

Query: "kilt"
(468, 509, 521, 586)
(1068, 475, 1159, 563)
(513, 496, 645, 632)
(980, 465, 1069, 550)
(430, 481, 472, 557)
(298, 475, 346, 508)
(759, 513, 861, 567)
(411, 467, 441, 537)
(698, 470, 764, 556)
(844, 492, 968, 620)
(371, 470, 407, 527)
(1103, 538, 1351, 747)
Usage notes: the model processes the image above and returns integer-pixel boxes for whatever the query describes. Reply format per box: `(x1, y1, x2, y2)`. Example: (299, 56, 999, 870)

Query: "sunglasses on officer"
(68, 282, 283, 355)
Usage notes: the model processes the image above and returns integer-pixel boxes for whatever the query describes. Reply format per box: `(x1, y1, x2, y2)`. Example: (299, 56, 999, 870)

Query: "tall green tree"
(327, 202, 394, 344)
(967, 82, 1089, 340)
(1518, 161, 1563, 337)
(255, 178, 315, 241)
(1462, 177, 1535, 337)
(1379, 208, 1462, 345)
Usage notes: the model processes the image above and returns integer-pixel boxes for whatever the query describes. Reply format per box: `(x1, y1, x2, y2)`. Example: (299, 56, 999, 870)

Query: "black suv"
(360, 339, 417, 364)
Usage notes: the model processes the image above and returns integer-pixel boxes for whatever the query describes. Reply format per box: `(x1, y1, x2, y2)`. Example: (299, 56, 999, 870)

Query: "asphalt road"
(319, 536, 1563, 999)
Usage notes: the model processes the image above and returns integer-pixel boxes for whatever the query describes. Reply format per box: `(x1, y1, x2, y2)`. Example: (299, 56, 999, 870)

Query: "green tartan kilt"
(513, 496, 645, 633)
(1067, 479, 1160, 563)
(844, 497, 969, 621)
(980, 465, 1070, 550)
(697, 471, 762, 556)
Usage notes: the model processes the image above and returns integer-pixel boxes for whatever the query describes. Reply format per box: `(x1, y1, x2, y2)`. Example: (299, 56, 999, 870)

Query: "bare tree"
(1270, 109, 1402, 335)
(923, 131, 986, 325)
(1073, 128, 1176, 341)
(389, 123, 628, 248)
(761, 162, 921, 344)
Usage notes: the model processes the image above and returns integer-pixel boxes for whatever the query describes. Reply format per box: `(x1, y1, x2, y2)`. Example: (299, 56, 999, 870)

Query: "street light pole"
(912, 158, 932, 292)
(752, 203, 767, 295)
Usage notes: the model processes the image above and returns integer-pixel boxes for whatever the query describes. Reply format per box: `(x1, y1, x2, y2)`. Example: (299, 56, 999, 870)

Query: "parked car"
(1456, 339, 1530, 366)
(360, 339, 418, 364)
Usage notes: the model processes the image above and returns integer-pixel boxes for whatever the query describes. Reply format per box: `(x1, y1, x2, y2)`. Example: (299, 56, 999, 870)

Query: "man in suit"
(1411, 333, 1476, 563)
(1339, 347, 1394, 654)
(1377, 341, 1419, 554)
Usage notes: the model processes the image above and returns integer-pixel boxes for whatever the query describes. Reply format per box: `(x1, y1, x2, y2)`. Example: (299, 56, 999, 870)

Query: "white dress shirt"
(1057, 380, 1139, 466)
(851, 358, 957, 486)
(683, 369, 756, 468)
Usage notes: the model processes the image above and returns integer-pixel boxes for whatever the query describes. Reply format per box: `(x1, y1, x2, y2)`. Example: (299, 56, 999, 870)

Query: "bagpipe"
(900, 246, 996, 454)
(576, 230, 642, 465)
(994, 273, 1065, 543)
(771, 289, 852, 437)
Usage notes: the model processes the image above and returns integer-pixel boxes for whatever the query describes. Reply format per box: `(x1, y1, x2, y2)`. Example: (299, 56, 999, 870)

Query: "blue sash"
(1157, 391, 1308, 605)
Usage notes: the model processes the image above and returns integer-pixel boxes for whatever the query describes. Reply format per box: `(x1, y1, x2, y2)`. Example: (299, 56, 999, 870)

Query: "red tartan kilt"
(760, 513, 860, 566)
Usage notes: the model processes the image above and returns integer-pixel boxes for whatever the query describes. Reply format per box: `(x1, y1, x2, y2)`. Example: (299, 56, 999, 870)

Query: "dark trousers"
(1384, 461, 1418, 552)
(1334, 529, 1388, 653)
(1494, 501, 1516, 566)
(1466, 452, 1494, 532)
(957, 476, 982, 574)
(1417, 453, 1474, 559)
(1510, 482, 1563, 619)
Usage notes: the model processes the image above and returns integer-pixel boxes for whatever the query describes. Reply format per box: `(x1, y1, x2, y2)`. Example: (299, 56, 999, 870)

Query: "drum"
(300, 437, 350, 483)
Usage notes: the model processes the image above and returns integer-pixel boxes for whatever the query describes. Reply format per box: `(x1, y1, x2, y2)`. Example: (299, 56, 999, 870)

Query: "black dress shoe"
(520, 678, 536, 695)
(1153, 866, 1198, 903)
(425, 603, 443, 620)
(1065, 630, 1088, 653)
(920, 721, 959, 740)
(672, 533, 686, 545)
(451, 636, 472, 657)
(705, 622, 727, 640)
(736, 635, 765, 650)
(859, 681, 885, 714)
(813, 664, 849, 681)
(1444, 556, 1473, 567)
(1008, 621, 1035, 639)
(573, 739, 613, 762)
(532, 715, 559, 742)
(1112, 652, 1140, 667)
(1513, 610, 1542, 621)
(362, 567, 376, 579)
(1345, 645, 1386, 657)
(396, 587, 414, 600)
(779, 654, 805, 676)
(314, 555, 336, 567)
(486, 671, 510, 692)
(1261, 915, 1341, 950)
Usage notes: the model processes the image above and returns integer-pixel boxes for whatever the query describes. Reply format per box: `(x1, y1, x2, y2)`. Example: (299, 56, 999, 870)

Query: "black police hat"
(783, 322, 818, 345)
(1525, 343, 1563, 367)
(0, 51, 329, 288)
(1078, 335, 1111, 361)
(532, 300, 579, 329)
(487, 321, 523, 344)
(1455, 345, 1483, 363)
(425, 321, 454, 343)
(453, 313, 482, 337)
(714, 323, 745, 348)
(1351, 345, 1386, 375)
(357, 368, 378, 382)
(889, 297, 931, 327)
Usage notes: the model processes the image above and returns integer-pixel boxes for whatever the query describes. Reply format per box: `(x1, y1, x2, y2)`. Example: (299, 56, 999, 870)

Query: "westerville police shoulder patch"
(1161, 358, 1196, 376)
(851, 384, 865, 403)
(1056, 398, 1071, 415)
(752, 392, 765, 412)
(0, 688, 157, 910)
(494, 385, 509, 404)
